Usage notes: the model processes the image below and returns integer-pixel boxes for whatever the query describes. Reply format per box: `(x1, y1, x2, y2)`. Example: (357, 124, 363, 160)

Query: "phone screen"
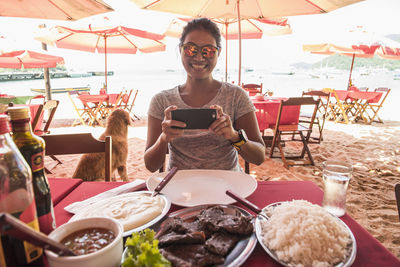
(171, 109, 217, 129)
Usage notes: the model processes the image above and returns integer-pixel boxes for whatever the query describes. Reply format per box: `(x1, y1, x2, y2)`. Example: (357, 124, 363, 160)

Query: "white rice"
(260, 200, 351, 267)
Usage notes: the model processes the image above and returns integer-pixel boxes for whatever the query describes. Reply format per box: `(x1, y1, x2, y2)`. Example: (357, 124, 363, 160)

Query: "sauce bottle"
(8, 107, 56, 235)
(0, 115, 44, 267)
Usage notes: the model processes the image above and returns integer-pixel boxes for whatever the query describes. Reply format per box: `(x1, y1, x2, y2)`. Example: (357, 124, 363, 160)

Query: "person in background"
(144, 18, 265, 172)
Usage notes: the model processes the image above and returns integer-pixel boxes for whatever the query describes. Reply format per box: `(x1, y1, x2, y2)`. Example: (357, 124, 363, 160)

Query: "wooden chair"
(120, 89, 140, 120)
(323, 88, 350, 124)
(269, 97, 320, 169)
(32, 100, 59, 136)
(28, 94, 46, 104)
(299, 90, 330, 143)
(42, 133, 112, 181)
(67, 91, 92, 126)
(395, 184, 400, 222)
(241, 83, 263, 96)
(365, 87, 391, 123)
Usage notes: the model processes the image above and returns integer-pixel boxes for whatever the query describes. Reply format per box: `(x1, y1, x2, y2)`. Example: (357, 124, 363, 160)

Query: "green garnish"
(122, 229, 171, 267)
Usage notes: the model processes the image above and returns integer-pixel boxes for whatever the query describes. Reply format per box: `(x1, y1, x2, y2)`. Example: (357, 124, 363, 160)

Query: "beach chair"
(120, 89, 140, 120)
(365, 87, 391, 123)
(298, 90, 330, 143)
(323, 88, 350, 124)
(269, 97, 320, 169)
(28, 94, 45, 104)
(67, 91, 92, 126)
(241, 83, 262, 96)
(396, 184, 400, 222)
(32, 99, 59, 136)
(42, 133, 112, 181)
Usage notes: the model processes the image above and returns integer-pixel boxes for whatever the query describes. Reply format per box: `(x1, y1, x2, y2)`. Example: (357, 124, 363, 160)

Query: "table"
(51, 179, 399, 266)
(77, 93, 120, 126)
(251, 97, 300, 132)
(0, 95, 36, 105)
(48, 178, 82, 205)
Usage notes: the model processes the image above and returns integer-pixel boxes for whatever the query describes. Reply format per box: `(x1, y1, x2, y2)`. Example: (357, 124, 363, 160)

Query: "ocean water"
(1, 69, 399, 122)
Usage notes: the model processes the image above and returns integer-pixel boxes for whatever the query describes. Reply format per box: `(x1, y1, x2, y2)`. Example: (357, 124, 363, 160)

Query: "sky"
(0, 0, 400, 71)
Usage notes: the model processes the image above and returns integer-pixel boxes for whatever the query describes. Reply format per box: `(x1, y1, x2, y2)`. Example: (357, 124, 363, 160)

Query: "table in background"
(0, 95, 36, 105)
(77, 93, 120, 126)
(251, 97, 300, 132)
(0, 103, 44, 131)
(50, 179, 399, 266)
(48, 178, 82, 205)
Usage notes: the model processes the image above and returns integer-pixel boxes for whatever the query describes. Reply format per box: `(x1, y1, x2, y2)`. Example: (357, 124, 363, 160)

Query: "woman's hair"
(179, 18, 221, 48)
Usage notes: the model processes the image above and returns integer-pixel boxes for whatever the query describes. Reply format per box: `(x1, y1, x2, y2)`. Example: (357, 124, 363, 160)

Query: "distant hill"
(386, 34, 400, 43)
(291, 62, 313, 69)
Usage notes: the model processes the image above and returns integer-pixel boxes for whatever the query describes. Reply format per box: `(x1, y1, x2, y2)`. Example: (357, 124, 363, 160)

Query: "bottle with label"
(0, 115, 44, 267)
(8, 107, 56, 235)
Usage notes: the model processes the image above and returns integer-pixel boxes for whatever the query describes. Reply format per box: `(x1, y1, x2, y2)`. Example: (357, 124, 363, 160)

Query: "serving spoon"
(0, 213, 75, 256)
(225, 190, 269, 220)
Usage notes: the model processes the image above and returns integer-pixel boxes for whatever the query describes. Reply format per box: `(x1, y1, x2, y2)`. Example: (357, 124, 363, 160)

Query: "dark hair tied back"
(179, 18, 221, 48)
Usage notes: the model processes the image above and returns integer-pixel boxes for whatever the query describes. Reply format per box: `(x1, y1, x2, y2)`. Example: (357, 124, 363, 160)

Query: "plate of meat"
(123, 204, 257, 266)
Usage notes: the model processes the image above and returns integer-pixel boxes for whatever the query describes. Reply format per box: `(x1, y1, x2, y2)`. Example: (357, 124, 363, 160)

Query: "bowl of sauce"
(45, 217, 123, 267)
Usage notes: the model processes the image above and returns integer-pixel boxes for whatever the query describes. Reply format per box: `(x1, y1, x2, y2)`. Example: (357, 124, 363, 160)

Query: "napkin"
(64, 179, 146, 214)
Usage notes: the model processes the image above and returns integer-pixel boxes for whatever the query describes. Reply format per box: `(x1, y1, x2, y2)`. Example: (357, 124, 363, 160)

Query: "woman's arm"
(144, 106, 186, 172)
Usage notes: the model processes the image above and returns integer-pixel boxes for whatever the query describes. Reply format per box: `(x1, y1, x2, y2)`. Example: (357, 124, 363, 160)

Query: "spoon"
(0, 213, 76, 256)
(225, 190, 269, 220)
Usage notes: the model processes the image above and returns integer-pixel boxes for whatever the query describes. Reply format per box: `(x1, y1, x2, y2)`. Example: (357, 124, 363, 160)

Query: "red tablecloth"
(51, 180, 399, 266)
(252, 97, 300, 131)
(1, 104, 44, 131)
(48, 178, 82, 206)
(347, 91, 383, 103)
(78, 93, 120, 105)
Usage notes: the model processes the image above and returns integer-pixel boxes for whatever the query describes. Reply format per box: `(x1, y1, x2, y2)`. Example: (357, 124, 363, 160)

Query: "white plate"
(69, 191, 171, 237)
(255, 202, 357, 267)
(146, 169, 257, 207)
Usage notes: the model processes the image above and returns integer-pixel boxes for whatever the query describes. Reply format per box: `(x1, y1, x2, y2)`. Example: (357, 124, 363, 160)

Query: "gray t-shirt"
(148, 82, 255, 171)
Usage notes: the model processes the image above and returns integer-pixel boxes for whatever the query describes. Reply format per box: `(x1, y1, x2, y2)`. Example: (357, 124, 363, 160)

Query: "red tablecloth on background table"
(252, 97, 300, 131)
(51, 179, 399, 266)
(48, 178, 82, 206)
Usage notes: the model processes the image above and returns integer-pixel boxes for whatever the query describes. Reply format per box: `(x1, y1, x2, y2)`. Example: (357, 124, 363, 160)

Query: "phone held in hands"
(171, 108, 217, 129)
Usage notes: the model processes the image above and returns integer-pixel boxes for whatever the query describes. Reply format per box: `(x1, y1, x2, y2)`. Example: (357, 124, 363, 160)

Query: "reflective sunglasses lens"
(183, 44, 198, 57)
(201, 46, 218, 58)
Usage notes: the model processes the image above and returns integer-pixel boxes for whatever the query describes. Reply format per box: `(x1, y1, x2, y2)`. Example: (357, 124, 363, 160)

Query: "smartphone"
(171, 108, 217, 129)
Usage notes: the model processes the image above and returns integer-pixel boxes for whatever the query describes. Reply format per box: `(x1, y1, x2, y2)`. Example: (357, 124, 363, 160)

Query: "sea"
(1, 68, 399, 122)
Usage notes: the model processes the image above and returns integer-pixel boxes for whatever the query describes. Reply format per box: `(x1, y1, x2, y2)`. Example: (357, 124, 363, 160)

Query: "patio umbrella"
(0, 49, 64, 68)
(35, 22, 166, 90)
(303, 26, 400, 87)
(0, 0, 113, 21)
(165, 16, 292, 82)
(131, 0, 363, 84)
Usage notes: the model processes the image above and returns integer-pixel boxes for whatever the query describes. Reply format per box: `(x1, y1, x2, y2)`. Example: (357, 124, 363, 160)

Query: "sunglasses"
(181, 43, 219, 59)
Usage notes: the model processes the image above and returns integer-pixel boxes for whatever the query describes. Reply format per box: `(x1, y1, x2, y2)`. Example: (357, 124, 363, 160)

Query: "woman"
(145, 18, 265, 172)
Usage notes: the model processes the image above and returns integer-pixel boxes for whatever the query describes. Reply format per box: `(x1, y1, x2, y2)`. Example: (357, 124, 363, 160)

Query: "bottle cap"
(8, 107, 31, 121)
(0, 115, 11, 135)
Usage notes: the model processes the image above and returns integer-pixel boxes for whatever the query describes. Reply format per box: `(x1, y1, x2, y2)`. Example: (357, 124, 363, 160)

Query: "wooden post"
(39, 24, 52, 100)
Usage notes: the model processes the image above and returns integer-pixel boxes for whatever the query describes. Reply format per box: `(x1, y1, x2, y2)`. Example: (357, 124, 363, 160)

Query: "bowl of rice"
(255, 200, 356, 267)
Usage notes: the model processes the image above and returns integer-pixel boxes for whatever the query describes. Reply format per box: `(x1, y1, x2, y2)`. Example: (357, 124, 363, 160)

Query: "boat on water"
(31, 86, 90, 94)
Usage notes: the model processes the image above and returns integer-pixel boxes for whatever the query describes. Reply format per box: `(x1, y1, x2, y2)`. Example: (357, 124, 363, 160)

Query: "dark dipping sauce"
(61, 227, 115, 256)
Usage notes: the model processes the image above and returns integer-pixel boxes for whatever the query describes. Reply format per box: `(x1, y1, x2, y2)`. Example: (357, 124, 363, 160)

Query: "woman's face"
(180, 29, 219, 80)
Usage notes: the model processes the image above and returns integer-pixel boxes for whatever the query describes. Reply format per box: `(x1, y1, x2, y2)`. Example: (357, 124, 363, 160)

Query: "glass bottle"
(0, 115, 44, 267)
(8, 107, 56, 235)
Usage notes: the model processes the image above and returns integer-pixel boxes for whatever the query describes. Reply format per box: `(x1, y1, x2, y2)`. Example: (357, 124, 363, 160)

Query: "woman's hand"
(160, 105, 186, 143)
(209, 105, 237, 141)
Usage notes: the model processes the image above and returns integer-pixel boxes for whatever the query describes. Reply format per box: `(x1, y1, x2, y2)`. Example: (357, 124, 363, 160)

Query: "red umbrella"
(0, 50, 64, 68)
(165, 17, 292, 81)
(132, 0, 363, 84)
(0, 0, 113, 21)
(303, 26, 400, 87)
(36, 21, 166, 90)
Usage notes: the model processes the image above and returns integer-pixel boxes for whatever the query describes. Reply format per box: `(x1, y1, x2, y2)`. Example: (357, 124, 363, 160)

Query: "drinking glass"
(322, 160, 353, 217)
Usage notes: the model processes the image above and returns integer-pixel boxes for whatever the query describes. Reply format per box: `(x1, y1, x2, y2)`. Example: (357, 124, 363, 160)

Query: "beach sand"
(45, 117, 400, 258)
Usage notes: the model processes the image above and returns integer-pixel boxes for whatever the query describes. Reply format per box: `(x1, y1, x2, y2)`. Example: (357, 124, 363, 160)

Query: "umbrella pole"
(237, 0, 242, 86)
(348, 53, 355, 89)
(225, 23, 228, 83)
(104, 35, 108, 92)
(41, 40, 52, 100)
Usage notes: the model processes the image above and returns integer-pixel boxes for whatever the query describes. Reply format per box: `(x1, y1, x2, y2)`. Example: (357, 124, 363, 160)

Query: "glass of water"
(322, 160, 353, 217)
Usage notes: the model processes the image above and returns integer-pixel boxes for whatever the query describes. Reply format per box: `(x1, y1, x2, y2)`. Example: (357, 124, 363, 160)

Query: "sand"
(45, 117, 400, 258)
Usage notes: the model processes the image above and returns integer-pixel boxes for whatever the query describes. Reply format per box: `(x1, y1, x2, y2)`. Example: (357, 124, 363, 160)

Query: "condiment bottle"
(0, 115, 45, 267)
(8, 107, 56, 235)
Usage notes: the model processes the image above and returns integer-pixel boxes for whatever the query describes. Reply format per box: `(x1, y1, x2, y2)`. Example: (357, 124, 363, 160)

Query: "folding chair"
(269, 97, 320, 169)
(323, 88, 350, 124)
(42, 133, 112, 181)
(365, 87, 391, 123)
(395, 184, 400, 222)
(241, 83, 263, 96)
(67, 91, 92, 126)
(32, 100, 59, 136)
(299, 90, 330, 143)
(28, 94, 46, 104)
(120, 89, 140, 120)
